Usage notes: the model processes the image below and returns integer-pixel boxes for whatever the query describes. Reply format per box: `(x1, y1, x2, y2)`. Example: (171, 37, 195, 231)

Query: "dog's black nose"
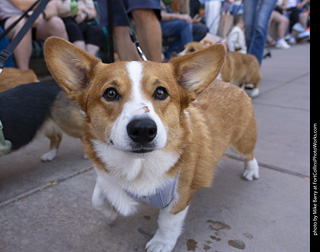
(127, 118, 157, 144)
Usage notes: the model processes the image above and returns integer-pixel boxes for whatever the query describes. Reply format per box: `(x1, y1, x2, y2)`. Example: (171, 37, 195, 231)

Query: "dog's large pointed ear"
(169, 44, 226, 100)
(44, 37, 100, 102)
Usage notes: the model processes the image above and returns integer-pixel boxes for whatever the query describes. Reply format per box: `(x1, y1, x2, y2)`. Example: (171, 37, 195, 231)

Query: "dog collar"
(124, 173, 179, 209)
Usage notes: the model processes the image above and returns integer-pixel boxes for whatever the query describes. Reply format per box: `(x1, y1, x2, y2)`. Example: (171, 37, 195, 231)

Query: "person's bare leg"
(4, 17, 32, 70)
(273, 11, 289, 39)
(86, 44, 100, 56)
(73, 40, 86, 51)
(36, 16, 68, 40)
(299, 12, 308, 29)
(113, 26, 140, 61)
(131, 9, 162, 62)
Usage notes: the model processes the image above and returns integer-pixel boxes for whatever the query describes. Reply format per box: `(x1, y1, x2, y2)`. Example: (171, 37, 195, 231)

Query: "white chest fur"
(92, 139, 181, 215)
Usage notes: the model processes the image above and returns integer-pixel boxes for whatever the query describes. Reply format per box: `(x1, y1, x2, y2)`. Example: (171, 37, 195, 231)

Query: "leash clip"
(136, 45, 147, 61)
(129, 28, 147, 61)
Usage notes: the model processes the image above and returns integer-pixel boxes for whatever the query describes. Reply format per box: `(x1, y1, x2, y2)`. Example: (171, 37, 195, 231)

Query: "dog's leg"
(231, 115, 259, 180)
(243, 158, 259, 180)
(92, 179, 118, 224)
(41, 130, 62, 162)
(146, 205, 189, 252)
(250, 78, 260, 98)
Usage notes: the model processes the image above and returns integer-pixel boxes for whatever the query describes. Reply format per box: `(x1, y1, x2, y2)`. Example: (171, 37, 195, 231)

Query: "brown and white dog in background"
(178, 41, 261, 97)
(0, 68, 39, 92)
(44, 37, 259, 252)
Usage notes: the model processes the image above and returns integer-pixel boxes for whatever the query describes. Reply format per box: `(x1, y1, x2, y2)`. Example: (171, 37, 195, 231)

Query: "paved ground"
(0, 43, 310, 252)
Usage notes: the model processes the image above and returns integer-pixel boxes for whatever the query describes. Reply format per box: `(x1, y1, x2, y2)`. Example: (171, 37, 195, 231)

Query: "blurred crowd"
(0, 0, 310, 70)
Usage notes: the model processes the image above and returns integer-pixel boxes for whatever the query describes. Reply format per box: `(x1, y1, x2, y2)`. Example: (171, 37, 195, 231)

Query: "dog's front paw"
(242, 168, 259, 180)
(242, 158, 259, 180)
(146, 239, 175, 252)
(41, 148, 57, 162)
(93, 204, 118, 224)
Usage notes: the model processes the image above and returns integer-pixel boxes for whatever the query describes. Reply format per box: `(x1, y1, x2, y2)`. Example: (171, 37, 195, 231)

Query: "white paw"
(41, 148, 57, 162)
(242, 158, 259, 180)
(146, 239, 175, 252)
(242, 169, 259, 180)
(93, 202, 118, 224)
(102, 209, 118, 224)
(250, 88, 259, 98)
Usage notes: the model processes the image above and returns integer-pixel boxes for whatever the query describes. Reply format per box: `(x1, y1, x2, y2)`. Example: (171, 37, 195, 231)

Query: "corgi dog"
(178, 41, 261, 98)
(0, 82, 84, 161)
(44, 37, 259, 252)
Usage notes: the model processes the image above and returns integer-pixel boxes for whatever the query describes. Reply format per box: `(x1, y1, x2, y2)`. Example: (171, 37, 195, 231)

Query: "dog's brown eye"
(103, 87, 120, 101)
(153, 86, 168, 100)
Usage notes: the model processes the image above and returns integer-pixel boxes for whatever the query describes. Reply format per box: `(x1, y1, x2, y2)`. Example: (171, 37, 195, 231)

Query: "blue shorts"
(98, 0, 161, 26)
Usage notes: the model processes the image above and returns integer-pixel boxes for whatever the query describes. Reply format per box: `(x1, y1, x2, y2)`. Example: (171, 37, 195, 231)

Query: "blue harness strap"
(125, 173, 179, 209)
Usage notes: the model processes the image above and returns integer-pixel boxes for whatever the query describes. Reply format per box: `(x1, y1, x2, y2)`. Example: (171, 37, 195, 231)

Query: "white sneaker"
(285, 35, 296, 45)
(298, 30, 310, 39)
(276, 39, 291, 49)
(292, 23, 306, 33)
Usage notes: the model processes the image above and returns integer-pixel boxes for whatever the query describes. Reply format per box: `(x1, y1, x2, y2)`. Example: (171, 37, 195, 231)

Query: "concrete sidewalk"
(0, 43, 310, 252)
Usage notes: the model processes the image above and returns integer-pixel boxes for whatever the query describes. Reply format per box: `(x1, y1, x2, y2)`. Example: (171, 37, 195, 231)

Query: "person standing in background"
(98, 0, 162, 62)
(203, 0, 223, 36)
(243, 0, 277, 65)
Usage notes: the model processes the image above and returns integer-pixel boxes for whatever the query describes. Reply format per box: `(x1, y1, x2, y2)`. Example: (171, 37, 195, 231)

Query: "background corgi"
(178, 41, 261, 97)
(0, 82, 84, 161)
(44, 37, 259, 252)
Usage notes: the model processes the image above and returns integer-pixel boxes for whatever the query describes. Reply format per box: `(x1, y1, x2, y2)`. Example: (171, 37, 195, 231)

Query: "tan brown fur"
(168, 80, 257, 214)
(0, 68, 38, 92)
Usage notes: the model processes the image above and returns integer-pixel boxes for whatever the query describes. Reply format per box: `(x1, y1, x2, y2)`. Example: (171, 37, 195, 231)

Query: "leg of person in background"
(274, 11, 290, 49)
(113, 26, 141, 61)
(36, 16, 69, 41)
(204, 0, 222, 36)
(161, 20, 193, 60)
(86, 44, 100, 56)
(268, 11, 290, 49)
(243, 0, 277, 65)
(73, 41, 86, 51)
(243, 0, 258, 53)
(192, 23, 209, 42)
(131, 9, 162, 63)
(62, 18, 86, 51)
(299, 11, 308, 29)
(4, 17, 32, 70)
(97, 0, 162, 62)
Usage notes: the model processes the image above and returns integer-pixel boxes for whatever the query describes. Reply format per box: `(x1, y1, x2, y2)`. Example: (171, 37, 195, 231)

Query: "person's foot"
(276, 39, 291, 49)
(297, 29, 310, 39)
(285, 34, 296, 45)
(292, 23, 305, 33)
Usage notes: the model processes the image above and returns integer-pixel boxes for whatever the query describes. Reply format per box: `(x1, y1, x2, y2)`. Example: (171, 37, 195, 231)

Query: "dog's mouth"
(109, 139, 155, 154)
(131, 148, 154, 154)
(129, 143, 156, 154)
